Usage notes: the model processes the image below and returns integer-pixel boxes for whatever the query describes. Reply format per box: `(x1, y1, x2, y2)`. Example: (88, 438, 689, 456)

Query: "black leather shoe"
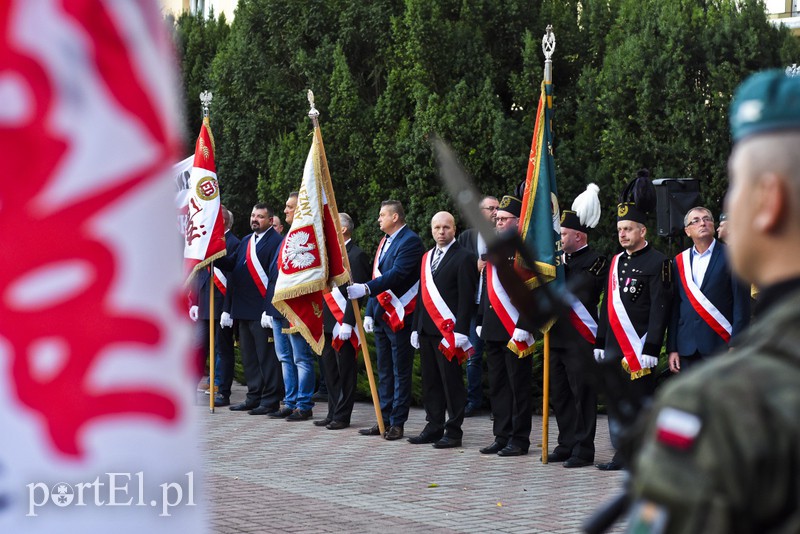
(248, 405, 274, 415)
(384, 426, 404, 440)
(285, 409, 312, 421)
(432, 437, 462, 449)
(326, 421, 349, 430)
(547, 450, 571, 462)
(213, 395, 230, 407)
(229, 402, 257, 411)
(358, 424, 382, 436)
(595, 461, 623, 471)
(268, 407, 293, 418)
(407, 433, 442, 444)
(479, 441, 507, 454)
(497, 444, 528, 457)
(563, 457, 594, 468)
(313, 418, 332, 427)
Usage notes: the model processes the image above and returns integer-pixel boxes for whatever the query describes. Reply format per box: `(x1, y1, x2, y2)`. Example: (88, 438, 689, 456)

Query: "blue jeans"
(273, 326, 295, 408)
(289, 333, 316, 412)
(466, 315, 485, 409)
(374, 317, 414, 427)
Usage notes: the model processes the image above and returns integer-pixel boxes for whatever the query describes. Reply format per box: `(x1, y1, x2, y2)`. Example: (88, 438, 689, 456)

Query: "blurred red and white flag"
(0, 1, 203, 531)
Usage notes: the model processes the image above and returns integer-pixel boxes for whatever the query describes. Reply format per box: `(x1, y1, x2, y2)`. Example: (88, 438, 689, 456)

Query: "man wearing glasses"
(666, 207, 750, 374)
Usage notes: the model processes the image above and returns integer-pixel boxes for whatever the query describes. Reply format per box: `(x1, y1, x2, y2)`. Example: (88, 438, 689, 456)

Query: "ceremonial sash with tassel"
(419, 250, 474, 363)
(675, 249, 732, 343)
(607, 253, 650, 380)
(565, 291, 597, 344)
(485, 263, 535, 357)
(245, 233, 269, 298)
(372, 236, 418, 332)
(323, 289, 361, 353)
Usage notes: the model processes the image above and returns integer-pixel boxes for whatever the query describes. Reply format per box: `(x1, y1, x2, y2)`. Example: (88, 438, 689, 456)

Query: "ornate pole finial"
(200, 90, 213, 118)
(542, 25, 556, 84)
(308, 89, 320, 127)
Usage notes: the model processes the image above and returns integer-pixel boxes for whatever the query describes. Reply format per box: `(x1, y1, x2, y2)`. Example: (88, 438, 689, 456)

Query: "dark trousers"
(320, 334, 357, 424)
(485, 340, 533, 449)
(197, 319, 236, 398)
(550, 346, 597, 461)
(419, 334, 466, 440)
(466, 315, 485, 409)
(604, 366, 655, 465)
(238, 319, 283, 408)
(374, 317, 414, 427)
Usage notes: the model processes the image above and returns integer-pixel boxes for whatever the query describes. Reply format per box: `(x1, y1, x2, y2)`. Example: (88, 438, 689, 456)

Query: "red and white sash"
(245, 233, 269, 298)
(607, 253, 649, 379)
(485, 263, 535, 357)
(323, 289, 361, 353)
(212, 267, 227, 296)
(372, 236, 418, 332)
(675, 249, 732, 343)
(565, 291, 597, 344)
(419, 249, 474, 363)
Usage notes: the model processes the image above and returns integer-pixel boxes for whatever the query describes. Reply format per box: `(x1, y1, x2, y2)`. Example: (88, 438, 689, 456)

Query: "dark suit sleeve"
(343, 247, 371, 325)
(730, 274, 750, 341)
(365, 234, 424, 296)
(643, 260, 672, 357)
(595, 290, 608, 349)
(666, 261, 681, 353)
(455, 251, 479, 335)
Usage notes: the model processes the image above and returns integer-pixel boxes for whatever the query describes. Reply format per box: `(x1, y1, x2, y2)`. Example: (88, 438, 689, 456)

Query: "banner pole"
(209, 263, 216, 413)
(542, 330, 550, 463)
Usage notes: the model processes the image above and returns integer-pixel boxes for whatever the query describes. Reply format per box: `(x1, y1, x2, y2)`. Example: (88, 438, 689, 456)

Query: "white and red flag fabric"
(0, 1, 202, 531)
(183, 118, 226, 280)
(273, 127, 349, 354)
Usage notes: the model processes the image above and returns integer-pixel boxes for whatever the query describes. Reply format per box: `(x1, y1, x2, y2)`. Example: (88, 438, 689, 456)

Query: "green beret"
(730, 69, 800, 142)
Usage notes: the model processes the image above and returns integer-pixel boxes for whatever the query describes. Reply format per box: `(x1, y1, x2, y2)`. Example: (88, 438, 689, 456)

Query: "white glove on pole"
(512, 328, 534, 345)
(220, 312, 233, 329)
(593, 349, 605, 362)
(261, 312, 273, 329)
(475, 326, 482, 337)
(410, 331, 419, 349)
(363, 316, 374, 333)
(639, 354, 659, 369)
(337, 323, 353, 341)
(189, 306, 198, 322)
(453, 332, 470, 350)
(347, 283, 369, 300)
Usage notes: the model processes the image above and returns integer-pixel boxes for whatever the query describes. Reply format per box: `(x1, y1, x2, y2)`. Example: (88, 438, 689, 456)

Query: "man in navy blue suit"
(348, 200, 424, 440)
(667, 206, 750, 373)
(217, 202, 284, 414)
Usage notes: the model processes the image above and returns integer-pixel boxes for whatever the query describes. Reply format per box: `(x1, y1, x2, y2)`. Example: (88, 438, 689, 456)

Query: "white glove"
(475, 326, 482, 337)
(189, 306, 198, 322)
(593, 349, 605, 362)
(347, 283, 370, 300)
(453, 332, 470, 350)
(512, 328, 534, 345)
(220, 311, 233, 328)
(639, 354, 659, 369)
(410, 331, 419, 349)
(363, 316, 374, 333)
(261, 312, 273, 329)
(337, 323, 353, 341)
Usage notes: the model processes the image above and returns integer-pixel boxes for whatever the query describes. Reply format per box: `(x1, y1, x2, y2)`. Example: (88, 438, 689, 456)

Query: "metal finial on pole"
(200, 90, 213, 118)
(542, 25, 556, 84)
(308, 89, 320, 128)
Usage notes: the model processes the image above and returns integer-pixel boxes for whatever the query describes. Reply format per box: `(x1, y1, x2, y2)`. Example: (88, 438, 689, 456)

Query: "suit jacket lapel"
(700, 242, 722, 291)
(379, 226, 405, 268)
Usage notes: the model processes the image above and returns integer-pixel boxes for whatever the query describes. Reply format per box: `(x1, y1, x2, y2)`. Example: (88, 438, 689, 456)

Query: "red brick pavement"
(199, 385, 627, 533)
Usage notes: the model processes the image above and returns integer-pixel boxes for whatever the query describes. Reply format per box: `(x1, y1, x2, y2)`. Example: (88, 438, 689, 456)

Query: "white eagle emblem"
(283, 230, 317, 270)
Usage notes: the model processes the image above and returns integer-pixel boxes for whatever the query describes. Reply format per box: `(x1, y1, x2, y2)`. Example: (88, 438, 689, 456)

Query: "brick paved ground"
(200, 385, 627, 534)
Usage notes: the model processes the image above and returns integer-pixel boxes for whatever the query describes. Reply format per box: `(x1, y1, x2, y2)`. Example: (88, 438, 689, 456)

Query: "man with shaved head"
(626, 70, 800, 532)
(408, 212, 478, 448)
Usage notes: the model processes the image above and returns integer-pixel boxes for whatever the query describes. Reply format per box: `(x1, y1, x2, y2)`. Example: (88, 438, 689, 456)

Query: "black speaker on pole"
(652, 178, 701, 237)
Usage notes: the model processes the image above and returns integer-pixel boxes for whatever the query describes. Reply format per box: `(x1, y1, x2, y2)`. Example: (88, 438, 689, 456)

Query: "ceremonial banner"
(0, 1, 202, 531)
(517, 81, 565, 296)
(272, 127, 349, 354)
(183, 118, 226, 280)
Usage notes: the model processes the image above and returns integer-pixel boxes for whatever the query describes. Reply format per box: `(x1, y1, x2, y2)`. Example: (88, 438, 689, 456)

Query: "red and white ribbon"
(485, 263, 535, 357)
(372, 243, 418, 332)
(607, 253, 647, 377)
(246, 233, 269, 298)
(212, 267, 227, 296)
(675, 249, 732, 343)
(565, 291, 597, 344)
(323, 289, 361, 352)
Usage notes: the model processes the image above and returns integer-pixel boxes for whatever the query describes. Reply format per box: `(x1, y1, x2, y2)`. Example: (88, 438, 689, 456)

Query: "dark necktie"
(431, 248, 443, 273)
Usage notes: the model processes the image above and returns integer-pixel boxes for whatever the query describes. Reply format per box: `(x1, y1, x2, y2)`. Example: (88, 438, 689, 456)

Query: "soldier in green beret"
(625, 69, 800, 533)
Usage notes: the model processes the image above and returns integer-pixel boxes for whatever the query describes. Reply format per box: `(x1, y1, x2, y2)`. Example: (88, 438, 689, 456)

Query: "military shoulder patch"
(655, 407, 702, 451)
(589, 256, 607, 277)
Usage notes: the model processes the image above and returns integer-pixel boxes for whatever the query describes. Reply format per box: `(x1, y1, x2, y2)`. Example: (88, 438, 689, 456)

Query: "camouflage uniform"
(628, 285, 800, 533)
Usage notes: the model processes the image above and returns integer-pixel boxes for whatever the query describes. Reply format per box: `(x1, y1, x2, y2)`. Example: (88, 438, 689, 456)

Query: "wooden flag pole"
(208, 264, 216, 413)
(308, 91, 385, 437)
(542, 330, 550, 463)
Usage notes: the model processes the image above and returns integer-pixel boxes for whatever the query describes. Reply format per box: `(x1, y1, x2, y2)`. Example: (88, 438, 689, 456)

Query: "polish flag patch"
(655, 407, 702, 451)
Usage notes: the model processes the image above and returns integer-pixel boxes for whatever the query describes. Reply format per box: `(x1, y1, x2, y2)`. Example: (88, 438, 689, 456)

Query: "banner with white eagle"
(0, 1, 203, 531)
(272, 127, 349, 354)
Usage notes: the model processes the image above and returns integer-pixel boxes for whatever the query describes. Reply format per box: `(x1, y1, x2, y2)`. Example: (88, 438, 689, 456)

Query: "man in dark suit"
(217, 202, 284, 414)
(316, 213, 371, 430)
(348, 200, 424, 440)
(667, 206, 750, 373)
(409, 212, 478, 448)
(456, 195, 498, 416)
(190, 208, 240, 406)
